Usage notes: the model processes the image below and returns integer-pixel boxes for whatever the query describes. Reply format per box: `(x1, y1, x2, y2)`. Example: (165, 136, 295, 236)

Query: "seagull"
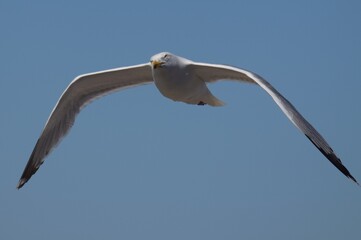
(17, 52, 358, 189)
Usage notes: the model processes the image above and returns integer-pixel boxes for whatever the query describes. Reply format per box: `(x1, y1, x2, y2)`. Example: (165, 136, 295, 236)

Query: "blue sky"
(1, 0, 361, 239)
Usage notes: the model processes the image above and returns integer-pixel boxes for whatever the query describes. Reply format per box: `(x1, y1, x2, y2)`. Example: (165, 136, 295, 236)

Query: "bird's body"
(17, 52, 358, 189)
(151, 53, 223, 106)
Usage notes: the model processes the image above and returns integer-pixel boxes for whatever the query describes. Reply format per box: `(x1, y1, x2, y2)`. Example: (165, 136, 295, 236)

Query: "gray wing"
(191, 62, 358, 184)
(17, 63, 153, 189)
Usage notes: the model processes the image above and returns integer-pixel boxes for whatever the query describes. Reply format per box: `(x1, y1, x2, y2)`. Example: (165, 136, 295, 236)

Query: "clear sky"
(1, 1, 361, 239)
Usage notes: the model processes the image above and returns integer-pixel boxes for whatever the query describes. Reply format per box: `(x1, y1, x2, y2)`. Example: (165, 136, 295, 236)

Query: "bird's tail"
(204, 92, 225, 107)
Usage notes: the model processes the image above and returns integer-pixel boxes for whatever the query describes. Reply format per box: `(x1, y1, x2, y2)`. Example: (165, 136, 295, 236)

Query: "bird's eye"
(164, 54, 169, 59)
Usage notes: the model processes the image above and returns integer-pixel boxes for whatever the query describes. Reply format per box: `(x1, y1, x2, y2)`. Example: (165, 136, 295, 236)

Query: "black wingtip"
(16, 165, 39, 190)
(16, 139, 45, 190)
(323, 153, 359, 185)
(347, 174, 359, 186)
(305, 135, 358, 185)
(16, 179, 27, 189)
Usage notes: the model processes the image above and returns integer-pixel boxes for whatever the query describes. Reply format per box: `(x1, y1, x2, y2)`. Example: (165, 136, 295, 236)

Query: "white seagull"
(17, 52, 358, 189)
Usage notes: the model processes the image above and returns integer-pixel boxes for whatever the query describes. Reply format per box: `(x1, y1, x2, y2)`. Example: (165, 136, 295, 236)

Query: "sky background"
(1, 1, 361, 239)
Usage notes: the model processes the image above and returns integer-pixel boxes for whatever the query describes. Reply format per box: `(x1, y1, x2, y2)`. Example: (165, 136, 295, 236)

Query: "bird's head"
(150, 52, 176, 69)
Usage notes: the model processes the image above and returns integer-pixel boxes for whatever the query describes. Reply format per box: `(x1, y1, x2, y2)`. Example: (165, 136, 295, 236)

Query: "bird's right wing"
(17, 63, 153, 189)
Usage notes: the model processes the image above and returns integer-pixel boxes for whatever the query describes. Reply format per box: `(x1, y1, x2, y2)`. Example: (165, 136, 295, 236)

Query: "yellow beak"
(151, 60, 164, 69)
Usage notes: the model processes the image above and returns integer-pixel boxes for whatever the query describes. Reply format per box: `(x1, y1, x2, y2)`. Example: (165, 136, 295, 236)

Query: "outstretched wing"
(191, 62, 358, 184)
(17, 63, 153, 189)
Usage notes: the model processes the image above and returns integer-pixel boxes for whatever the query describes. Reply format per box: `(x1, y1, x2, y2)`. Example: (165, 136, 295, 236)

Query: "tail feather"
(204, 92, 225, 107)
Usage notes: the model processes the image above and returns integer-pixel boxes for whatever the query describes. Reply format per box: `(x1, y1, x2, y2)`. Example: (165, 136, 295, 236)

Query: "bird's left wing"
(17, 63, 153, 189)
(190, 62, 358, 184)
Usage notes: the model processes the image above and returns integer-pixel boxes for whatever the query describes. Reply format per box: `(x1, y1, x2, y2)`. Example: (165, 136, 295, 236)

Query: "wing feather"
(17, 63, 153, 189)
(191, 62, 358, 184)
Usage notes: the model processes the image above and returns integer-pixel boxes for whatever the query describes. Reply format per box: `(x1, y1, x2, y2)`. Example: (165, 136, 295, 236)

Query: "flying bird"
(17, 52, 358, 189)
